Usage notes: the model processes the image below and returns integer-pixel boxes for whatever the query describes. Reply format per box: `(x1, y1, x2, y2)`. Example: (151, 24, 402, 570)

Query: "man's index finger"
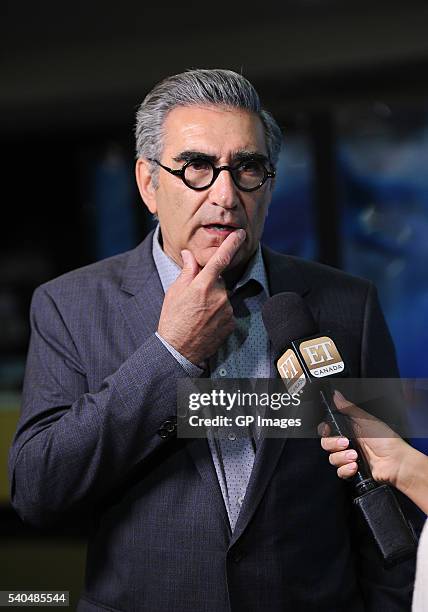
(198, 229, 246, 285)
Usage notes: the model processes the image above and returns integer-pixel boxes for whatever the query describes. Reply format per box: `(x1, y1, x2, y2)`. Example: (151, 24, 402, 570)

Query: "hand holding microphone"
(320, 393, 428, 515)
(262, 291, 418, 564)
(261, 292, 376, 493)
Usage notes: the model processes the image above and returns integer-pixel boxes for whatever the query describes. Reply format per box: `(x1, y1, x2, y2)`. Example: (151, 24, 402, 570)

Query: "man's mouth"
(203, 223, 242, 235)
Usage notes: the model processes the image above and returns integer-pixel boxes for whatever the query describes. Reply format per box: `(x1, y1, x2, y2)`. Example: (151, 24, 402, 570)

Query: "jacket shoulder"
(262, 245, 373, 298)
(286, 254, 372, 292)
(34, 232, 154, 303)
(40, 250, 130, 295)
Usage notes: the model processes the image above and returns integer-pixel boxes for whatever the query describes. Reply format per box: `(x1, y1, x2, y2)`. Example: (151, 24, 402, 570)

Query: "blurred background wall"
(1, 0, 428, 607)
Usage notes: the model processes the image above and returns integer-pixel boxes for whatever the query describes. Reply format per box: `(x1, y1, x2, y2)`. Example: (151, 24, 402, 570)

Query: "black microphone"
(261, 292, 372, 491)
(262, 292, 417, 564)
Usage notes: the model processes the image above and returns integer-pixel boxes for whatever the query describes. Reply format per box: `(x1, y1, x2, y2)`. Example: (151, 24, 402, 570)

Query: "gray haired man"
(10, 69, 419, 611)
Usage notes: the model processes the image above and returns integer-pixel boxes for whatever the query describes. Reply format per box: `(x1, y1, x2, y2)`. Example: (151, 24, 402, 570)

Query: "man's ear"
(135, 158, 157, 214)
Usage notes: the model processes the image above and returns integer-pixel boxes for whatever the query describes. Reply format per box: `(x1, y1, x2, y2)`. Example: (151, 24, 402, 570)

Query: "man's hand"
(157, 229, 246, 365)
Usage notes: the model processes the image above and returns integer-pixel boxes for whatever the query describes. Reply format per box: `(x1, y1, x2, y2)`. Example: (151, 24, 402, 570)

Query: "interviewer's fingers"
(328, 448, 358, 467)
(337, 462, 358, 479)
(320, 435, 350, 452)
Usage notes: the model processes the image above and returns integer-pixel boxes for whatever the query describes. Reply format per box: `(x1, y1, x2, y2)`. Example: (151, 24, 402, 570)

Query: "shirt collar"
(152, 224, 181, 293)
(152, 224, 269, 297)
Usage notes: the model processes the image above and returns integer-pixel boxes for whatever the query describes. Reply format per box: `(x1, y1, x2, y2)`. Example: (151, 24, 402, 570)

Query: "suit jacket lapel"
(262, 245, 311, 302)
(119, 230, 165, 346)
(186, 439, 231, 531)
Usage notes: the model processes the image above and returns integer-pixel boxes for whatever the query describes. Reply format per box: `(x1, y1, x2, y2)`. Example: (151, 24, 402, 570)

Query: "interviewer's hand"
(319, 390, 428, 514)
(157, 229, 246, 365)
(319, 390, 407, 486)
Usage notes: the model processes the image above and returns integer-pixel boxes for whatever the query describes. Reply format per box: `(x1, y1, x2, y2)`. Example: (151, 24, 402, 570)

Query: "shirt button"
(228, 432, 236, 441)
(219, 368, 227, 377)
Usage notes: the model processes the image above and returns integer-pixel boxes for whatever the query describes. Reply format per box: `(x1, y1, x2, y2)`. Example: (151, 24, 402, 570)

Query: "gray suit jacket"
(9, 230, 420, 611)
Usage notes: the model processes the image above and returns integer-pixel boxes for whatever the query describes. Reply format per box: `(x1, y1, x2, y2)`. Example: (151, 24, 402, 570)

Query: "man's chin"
(196, 247, 251, 288)
(196, 245, 244, 268)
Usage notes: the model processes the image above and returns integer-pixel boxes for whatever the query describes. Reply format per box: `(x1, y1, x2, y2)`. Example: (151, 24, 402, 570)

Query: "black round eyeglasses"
(147, 157, 276, 192)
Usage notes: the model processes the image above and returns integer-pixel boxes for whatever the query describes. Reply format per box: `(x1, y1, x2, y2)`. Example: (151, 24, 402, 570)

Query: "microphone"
(261, 292, 371, 489)
(262, 292, 417, 564)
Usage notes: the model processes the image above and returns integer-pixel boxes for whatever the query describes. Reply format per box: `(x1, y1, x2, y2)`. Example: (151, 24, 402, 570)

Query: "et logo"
(299, 337, 344, 378)
(277, 349, 306, 393)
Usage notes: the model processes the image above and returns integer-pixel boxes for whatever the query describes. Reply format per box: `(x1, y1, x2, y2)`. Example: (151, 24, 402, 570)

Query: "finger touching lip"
(202, 224, 244, 238)
(202, 223, 243, 239)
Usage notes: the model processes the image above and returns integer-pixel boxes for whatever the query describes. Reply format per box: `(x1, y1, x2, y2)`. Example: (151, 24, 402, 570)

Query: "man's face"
(137, 105, 274, 273)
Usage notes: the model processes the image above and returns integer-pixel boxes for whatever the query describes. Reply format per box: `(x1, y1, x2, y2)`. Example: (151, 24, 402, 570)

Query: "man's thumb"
(179, 249, 199, 283)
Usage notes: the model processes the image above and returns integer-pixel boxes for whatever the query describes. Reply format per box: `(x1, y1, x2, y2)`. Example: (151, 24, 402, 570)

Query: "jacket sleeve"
(355, 282, 423, 611)
(8, 285, 190, 528)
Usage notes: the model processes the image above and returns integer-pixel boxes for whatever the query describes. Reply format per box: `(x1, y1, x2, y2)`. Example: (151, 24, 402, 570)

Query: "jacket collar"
(261, 244, 310, 298)
(120, 229, 159, 297)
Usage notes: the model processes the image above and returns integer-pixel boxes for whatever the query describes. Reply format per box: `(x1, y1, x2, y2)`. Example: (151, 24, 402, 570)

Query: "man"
(9, 69, 420, 611)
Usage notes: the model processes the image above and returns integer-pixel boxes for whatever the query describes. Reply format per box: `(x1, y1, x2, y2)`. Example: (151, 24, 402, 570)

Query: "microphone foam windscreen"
(262, 292, 318, 356)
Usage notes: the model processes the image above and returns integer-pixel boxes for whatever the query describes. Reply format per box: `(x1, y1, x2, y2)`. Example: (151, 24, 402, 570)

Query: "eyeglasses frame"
(147, 157, 276, 192)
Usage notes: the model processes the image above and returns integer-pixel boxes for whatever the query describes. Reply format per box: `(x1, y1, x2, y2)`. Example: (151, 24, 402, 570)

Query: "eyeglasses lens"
(234, 161, 266, 190)
(183, 160, 266, 190)
(184, 161, 213, 188)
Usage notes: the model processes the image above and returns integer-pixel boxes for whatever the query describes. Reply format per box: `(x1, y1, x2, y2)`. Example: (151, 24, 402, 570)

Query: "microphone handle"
(319, 386, 377, 496)
(319, 386, 417, 563)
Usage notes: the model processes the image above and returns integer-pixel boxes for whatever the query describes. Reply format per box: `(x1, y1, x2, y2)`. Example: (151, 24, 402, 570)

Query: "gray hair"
(135, 69, 282, 185)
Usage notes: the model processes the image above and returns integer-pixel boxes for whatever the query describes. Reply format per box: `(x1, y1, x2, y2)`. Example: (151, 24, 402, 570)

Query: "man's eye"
(239, 160, 262, 174)
(189, 160, 211, 171)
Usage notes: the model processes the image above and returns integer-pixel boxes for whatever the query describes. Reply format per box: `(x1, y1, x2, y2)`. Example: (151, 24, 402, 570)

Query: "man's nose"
(209, 168, 239, 209)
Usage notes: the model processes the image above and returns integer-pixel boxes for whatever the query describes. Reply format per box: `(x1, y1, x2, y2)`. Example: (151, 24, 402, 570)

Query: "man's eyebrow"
(172, 150, 270, 165)
(172, 151, 219, 164)
(231, 150, 270, 164)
